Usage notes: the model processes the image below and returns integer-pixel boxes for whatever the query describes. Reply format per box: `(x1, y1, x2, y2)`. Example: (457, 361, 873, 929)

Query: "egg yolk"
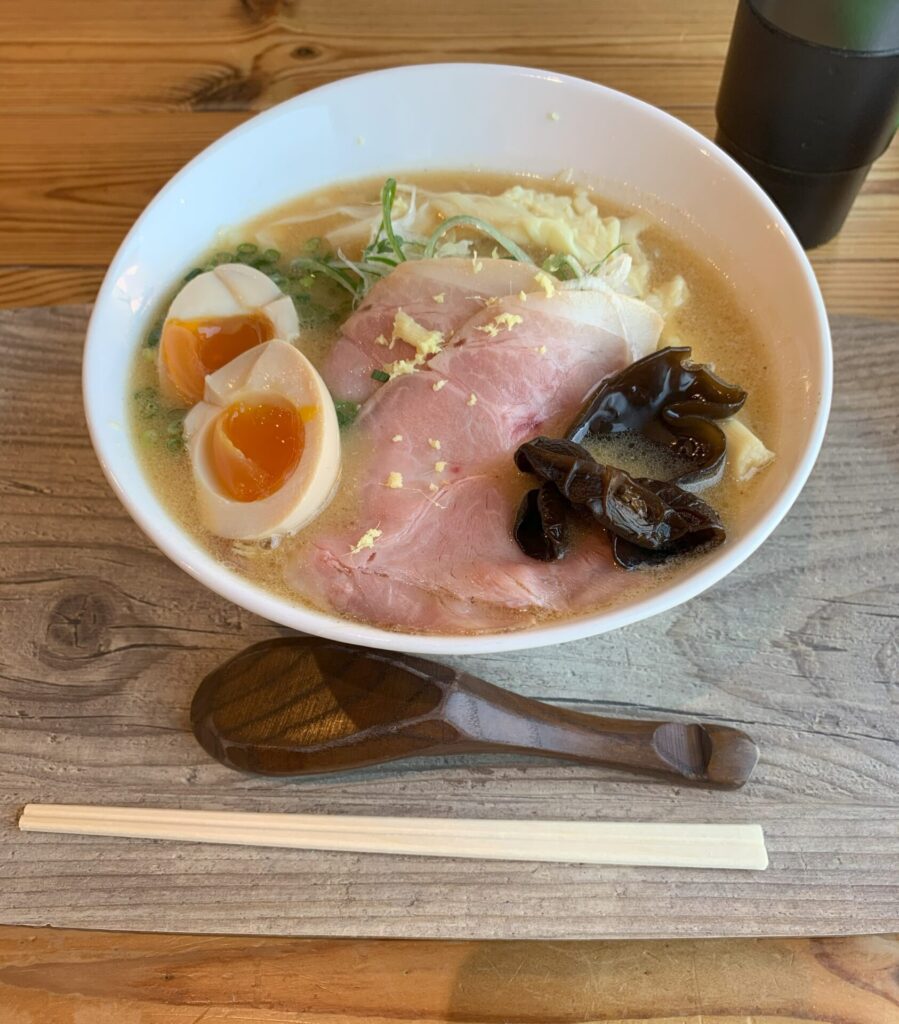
(211, 400, 305, 503)
(160, 313, 274, 406)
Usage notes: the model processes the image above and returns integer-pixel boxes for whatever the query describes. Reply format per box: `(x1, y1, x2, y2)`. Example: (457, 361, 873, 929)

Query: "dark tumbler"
(716, 0, 899, 249)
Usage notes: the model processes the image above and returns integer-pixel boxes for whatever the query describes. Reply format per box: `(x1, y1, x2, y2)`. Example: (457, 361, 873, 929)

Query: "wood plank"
(0, 37, 731, 116)
(808, 261, 899, 320)
(0, 109, 896, 313)
(0, 266, 104, 308)
(0, 0, 735, 123)
(1, 0, 896, 313)
(0, 305, 897, 939)
(0, 0, 736, 44)
(0, 928, 896, 1023)
(0, 112, 248, 265)
(2, 0, 896, 1008)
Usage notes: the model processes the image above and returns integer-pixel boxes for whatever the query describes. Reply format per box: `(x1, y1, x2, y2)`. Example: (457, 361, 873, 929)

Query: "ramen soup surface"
(130, 172, 779, 635)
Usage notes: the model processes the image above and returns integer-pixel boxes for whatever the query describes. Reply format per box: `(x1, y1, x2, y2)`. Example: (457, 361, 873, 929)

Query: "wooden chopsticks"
(19, 804, 768, 870)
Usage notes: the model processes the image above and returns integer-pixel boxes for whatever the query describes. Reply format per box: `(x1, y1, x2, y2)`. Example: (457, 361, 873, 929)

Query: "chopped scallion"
(334, 400, 359, 427)
(134, 388, 159, 418)
(294, 298, 340, 328)
(371, 369, 390, 383)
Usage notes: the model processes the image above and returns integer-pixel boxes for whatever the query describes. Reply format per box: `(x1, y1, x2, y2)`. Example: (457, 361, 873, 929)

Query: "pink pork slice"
(287, 265, 664, 634)
(319, 257, 540, 403)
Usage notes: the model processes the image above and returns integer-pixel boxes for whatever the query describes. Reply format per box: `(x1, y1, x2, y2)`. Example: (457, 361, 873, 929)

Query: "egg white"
(184, 339, 340, 540)
(158, 263, 300, 405)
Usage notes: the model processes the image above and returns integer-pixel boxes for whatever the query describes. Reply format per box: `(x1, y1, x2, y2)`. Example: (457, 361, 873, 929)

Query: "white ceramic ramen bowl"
(83, 63, 831, 655)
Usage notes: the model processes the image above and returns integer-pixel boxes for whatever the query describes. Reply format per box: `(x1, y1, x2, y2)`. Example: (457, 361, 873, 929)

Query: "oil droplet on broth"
(583, 432, 696, 484)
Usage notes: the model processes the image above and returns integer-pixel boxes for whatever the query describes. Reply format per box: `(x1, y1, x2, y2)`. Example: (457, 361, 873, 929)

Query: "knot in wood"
(42, 584, 115, 665)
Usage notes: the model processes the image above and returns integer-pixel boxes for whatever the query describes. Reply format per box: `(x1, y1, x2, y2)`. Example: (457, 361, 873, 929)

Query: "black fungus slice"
(513, 483, 570, 561)
(514, 436, 725, 568)
(609, 479, 725, 569)
(565, 346, 747, 487)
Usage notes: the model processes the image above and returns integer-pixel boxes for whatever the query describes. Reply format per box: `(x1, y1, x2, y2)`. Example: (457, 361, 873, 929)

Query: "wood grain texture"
(3, 0, 897, 1009)
(1, 304, 897, 940)
(0, 266, 105, 309)
(0, 928, 896, 1024)
(0, 0, 897, 314)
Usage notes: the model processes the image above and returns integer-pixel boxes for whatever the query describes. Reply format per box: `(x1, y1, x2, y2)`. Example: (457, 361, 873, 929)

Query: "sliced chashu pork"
(319, 257, 539, 403)
(289, 263, 663, 633)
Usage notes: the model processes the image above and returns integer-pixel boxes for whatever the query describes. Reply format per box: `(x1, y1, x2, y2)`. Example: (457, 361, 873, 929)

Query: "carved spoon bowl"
(192, 637, 759, 789)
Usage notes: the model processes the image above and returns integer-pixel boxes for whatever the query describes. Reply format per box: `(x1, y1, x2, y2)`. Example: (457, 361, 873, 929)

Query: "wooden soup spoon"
(191, 637, 758, 788)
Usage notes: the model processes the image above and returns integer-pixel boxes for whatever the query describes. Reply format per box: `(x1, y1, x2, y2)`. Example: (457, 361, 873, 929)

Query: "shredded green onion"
(371, 368, 390, 383)
(285, 178, 625, 306)
(588, 242, 628, 275)
(379, 178, 406, 262)
(423, 215, 534, 263)
(541, 253, 586, 280)
(291, 257, 361, 298)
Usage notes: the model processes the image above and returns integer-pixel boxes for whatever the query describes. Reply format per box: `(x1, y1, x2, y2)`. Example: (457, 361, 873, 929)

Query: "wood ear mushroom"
(566, 345, 747, 488)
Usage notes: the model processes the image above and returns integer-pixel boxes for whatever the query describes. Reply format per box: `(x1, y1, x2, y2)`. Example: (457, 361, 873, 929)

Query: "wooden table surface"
(1, 0, 897, 1021)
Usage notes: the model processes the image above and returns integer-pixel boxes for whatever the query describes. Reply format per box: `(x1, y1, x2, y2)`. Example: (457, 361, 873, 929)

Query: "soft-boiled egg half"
(158, 263, 299, 407)
(184, 340, 340, 540)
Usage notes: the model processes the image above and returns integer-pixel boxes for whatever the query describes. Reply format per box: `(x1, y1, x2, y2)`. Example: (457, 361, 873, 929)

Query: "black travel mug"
(715, 0, 899, 248)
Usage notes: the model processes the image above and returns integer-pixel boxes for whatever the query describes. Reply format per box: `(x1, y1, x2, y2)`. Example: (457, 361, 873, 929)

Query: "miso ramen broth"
(129, 171, 779, 634)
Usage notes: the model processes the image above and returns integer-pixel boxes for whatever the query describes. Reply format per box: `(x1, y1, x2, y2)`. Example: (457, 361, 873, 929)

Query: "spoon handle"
(191, 639, 758, 789)
(446, 673, 758, 789)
